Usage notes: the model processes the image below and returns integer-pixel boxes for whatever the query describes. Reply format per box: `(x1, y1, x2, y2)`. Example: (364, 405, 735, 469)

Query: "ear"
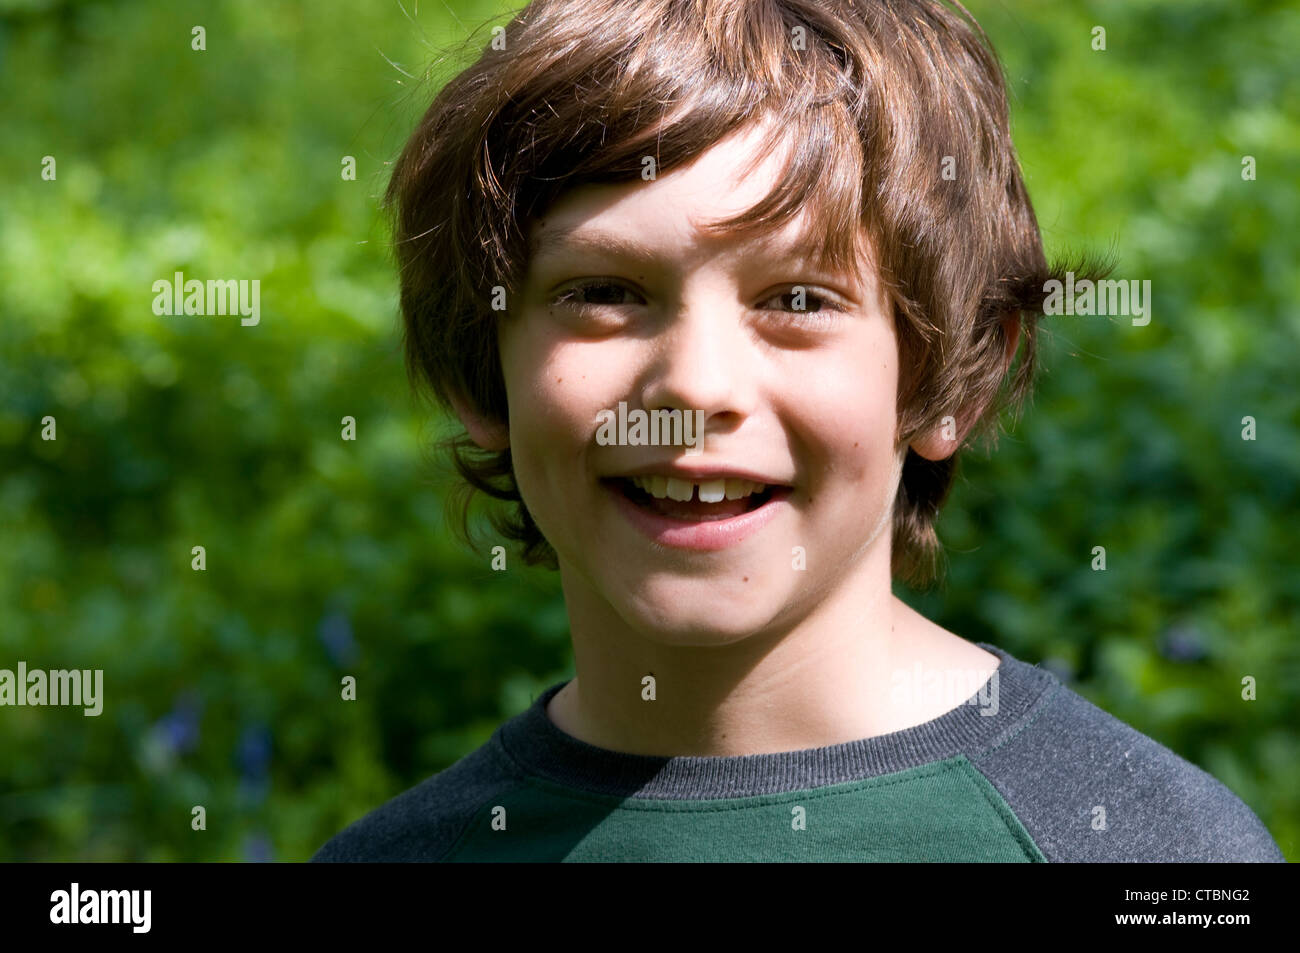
(448, 387, 510, 452)
(909, 312, 1021, 462)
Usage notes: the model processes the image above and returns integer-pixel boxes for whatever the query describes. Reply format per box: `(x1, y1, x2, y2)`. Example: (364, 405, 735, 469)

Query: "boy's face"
(467, 118, 909, 646)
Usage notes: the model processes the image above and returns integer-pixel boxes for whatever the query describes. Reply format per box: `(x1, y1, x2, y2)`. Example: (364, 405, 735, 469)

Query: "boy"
(313, 0, 1283, 861)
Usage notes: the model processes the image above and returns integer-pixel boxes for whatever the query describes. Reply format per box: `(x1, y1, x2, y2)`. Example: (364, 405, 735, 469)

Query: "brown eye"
(553, 281, 641, 308)
(757, 286, 846, 332)
(759, 286, 845, 314)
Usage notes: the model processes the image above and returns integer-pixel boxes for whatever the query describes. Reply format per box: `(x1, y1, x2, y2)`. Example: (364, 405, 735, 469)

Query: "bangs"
(687, 100, 871, 283)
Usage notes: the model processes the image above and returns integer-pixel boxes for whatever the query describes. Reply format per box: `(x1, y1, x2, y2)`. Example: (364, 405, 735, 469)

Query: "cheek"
(533, 344, 632, 446)
(777, 342, 898, 516)
(797, 340, 898, 453)
(500, 328, 628, 483)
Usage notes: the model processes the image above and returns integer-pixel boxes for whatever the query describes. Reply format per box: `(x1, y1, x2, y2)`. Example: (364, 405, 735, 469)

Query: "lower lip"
(604, 480, 793, 551)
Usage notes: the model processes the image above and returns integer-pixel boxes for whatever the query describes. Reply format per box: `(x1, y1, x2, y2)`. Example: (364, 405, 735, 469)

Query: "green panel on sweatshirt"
(444, 755, 1046, 862)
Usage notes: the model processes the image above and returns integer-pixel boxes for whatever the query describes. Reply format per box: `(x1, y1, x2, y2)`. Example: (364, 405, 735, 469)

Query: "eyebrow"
(528, 222, 847, 279)
(528, 224, 660, 267)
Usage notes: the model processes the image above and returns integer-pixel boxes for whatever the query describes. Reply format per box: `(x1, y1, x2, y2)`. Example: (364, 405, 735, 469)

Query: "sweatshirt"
(311, 642, 1284, 862)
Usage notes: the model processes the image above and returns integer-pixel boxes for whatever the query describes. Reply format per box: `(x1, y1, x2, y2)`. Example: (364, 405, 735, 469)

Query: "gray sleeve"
(968, 681, 1285, 862)
(310, 740, 520, 862)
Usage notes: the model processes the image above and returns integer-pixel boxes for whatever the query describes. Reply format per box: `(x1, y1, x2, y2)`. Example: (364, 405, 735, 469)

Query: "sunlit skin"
(451, 116, 1019, 757)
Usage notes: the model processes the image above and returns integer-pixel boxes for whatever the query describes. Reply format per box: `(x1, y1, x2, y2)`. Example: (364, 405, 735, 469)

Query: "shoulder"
(969, 660, 1284, 862)
(311, 735, 522, 862)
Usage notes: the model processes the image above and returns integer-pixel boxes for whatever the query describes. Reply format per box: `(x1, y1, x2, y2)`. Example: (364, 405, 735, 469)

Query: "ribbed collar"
(495, 643, 1059, 799)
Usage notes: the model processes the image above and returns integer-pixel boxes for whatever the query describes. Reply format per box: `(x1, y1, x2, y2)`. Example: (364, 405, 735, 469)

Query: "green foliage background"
(1, 0, 1296, 861)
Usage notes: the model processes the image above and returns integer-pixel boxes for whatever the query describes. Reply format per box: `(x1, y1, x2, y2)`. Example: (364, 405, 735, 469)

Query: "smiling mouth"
(602, 476, 789, 522)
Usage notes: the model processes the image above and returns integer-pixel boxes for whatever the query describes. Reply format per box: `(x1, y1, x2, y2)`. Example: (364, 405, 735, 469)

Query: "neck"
(550, 554, 998, 757)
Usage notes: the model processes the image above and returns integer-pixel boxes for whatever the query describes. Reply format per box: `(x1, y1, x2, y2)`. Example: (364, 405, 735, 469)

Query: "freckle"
(742, 576, 749, 582)
(556, 377, 563, 383)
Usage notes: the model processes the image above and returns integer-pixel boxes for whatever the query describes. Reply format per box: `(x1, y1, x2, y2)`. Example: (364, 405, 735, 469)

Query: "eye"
(550, 280, 643, 310)
(757, 286, 847, 329)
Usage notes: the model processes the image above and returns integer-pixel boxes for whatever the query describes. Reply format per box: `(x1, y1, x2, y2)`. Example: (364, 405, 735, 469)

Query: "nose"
(640, 294, 757, 433)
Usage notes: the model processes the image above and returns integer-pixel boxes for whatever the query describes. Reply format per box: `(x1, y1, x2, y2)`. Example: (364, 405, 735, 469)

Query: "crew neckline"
(495, 642, 1060, 799)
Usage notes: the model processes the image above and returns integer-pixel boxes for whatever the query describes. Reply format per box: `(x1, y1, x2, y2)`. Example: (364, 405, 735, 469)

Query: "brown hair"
(385, 0, 1108, 588)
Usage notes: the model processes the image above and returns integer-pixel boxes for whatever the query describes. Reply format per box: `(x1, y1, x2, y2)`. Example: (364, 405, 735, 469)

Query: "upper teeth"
(630, 476, 766, 502)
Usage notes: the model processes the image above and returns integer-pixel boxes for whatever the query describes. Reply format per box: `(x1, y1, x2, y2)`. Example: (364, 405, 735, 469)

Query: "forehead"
(521, 115, 878, 294)
(528, 122, 776, 248)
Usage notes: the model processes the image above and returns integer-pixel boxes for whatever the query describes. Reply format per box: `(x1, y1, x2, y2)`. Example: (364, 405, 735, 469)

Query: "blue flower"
(243, 832, 273, 863)
(236, 723, 272, 804)
(237, 723, 272, 779)
(158, 692, 202, 755)
(1159, 623, 1207, 663)
(317, 609, 358, 667)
